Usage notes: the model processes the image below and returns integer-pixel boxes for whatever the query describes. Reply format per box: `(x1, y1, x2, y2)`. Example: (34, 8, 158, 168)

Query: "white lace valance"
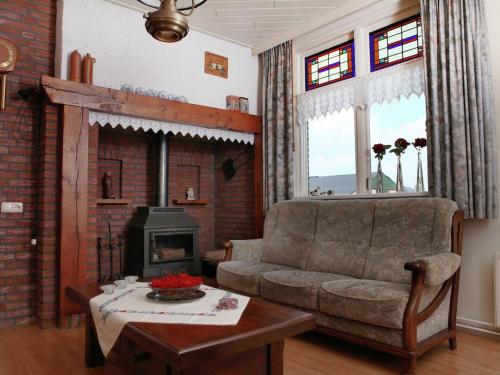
(89, 112, 255, 145)
(297, 59, 425, 126)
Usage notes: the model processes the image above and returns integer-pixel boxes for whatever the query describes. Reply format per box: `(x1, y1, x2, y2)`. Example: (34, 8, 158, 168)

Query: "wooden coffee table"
(66, 284, 315, 374)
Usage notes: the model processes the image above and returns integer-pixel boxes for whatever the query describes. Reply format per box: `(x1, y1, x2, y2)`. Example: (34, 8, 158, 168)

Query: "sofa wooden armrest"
(222, 241, 233, 262)
(399, 210, 464, 374)
(221, 239, 264, 262)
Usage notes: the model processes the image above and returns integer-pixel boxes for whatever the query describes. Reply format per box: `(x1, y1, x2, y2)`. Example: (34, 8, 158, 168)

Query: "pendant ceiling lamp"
(138, 0, 207, 43)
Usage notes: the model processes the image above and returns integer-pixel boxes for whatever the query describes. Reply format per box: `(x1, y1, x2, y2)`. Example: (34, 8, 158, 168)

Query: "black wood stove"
(126, 133, 201, 277)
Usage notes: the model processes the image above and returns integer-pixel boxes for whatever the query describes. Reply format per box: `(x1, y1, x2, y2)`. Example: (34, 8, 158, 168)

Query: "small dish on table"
(125, 275, 139, 284)
(101, 284, 115, 294)
(114, 280, 128, 289)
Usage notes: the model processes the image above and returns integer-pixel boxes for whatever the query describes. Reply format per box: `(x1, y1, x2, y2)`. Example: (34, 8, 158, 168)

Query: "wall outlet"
(1, 202, 23, 213)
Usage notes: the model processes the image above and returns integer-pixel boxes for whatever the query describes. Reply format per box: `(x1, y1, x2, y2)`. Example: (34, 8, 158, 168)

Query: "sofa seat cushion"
(319, 279, 411, 329)
(216, 261, 296, 296)
(261, 270, 352, 310)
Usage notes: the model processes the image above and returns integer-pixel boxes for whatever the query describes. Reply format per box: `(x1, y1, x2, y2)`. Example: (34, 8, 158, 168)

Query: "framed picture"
(205, 52, 228, 79)
(239, 97, 249, 113)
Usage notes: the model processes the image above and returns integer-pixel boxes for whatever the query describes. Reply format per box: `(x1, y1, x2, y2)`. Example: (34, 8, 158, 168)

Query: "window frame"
(369, 14, 423, 72)
(304, 39, 356, 92)
(293, 5, 428, 199)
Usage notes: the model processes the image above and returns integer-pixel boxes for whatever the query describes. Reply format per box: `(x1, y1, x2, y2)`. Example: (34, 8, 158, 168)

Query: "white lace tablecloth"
(89, 283, 250, 356)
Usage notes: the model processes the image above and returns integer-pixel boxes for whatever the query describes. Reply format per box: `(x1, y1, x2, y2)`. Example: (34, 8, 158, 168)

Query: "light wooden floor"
(0, 324, 499, 374)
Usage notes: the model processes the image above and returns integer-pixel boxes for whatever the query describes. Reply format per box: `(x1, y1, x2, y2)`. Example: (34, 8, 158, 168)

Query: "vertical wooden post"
(85, 313, 105, 367)
(267, 340, 284, 375)
(60, 105, 89, 321)
(254, 133, 264, 238)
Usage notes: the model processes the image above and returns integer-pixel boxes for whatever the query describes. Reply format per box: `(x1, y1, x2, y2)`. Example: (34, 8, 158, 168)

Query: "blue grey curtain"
(261, 41, 294, 208)
(420, 0, 497, 218)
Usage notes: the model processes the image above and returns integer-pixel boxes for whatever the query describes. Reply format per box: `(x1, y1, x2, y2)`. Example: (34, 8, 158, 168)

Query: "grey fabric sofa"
(217, 198, 464, 375)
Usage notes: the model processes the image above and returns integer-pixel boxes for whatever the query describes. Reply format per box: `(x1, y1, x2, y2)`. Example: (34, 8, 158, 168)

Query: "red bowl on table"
(149, 273, 203, 298)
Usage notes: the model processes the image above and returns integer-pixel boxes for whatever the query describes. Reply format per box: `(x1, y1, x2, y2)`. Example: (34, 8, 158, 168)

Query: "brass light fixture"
(138, 0, 207, 43)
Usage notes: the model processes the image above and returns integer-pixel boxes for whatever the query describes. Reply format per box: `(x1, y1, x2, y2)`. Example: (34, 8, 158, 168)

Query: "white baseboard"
(457, 317, 500, 340)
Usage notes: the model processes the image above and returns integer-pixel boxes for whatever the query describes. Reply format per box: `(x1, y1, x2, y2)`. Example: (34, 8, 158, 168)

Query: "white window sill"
(294, 192, 430, 201)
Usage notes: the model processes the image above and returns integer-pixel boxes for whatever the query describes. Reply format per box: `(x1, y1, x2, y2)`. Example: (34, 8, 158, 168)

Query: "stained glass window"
(370, 15, 422, 72)
(305, 40, 355, 91)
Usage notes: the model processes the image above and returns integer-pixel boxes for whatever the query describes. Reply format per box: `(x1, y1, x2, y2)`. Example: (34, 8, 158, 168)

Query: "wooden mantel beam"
(41, 76, 262, 135)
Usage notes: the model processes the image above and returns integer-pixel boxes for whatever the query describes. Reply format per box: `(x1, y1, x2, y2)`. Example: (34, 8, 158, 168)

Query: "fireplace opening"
(151, 232, 194, 264)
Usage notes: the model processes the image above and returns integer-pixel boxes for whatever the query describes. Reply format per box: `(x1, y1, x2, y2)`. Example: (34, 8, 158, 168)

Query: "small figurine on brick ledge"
(102, 171, 115, 199)
(185, 187, 196, 201)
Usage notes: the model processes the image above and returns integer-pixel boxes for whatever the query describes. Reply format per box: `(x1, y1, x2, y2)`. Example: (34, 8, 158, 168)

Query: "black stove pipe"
(157, 132, 169, 207)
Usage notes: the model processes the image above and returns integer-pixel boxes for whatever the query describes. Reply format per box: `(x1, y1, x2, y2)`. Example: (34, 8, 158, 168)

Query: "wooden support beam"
(60, 105, 89, 320)
(41, 76, 262, 135)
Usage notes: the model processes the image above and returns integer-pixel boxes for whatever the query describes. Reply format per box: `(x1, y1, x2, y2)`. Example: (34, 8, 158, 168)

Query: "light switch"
(1, 202, 23, 213)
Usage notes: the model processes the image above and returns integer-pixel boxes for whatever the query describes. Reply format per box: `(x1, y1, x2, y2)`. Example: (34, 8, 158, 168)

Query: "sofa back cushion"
(263, 200, 319, 241)
(306, 200, 375, 278)
(261, 200, 320, 269)
(362, 198, 458, 284)
(261, 238, 314, 269)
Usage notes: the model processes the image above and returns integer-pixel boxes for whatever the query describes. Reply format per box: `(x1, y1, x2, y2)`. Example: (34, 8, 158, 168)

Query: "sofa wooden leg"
(402, 356, 417, 375)
(449, 336, 457, 350)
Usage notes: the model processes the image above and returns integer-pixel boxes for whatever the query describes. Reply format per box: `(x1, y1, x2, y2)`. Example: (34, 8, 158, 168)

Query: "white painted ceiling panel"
(107, 0, 349, 47)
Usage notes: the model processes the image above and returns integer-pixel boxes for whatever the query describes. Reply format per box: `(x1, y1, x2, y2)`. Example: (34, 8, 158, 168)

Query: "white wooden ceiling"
(108, 0, 350, 48)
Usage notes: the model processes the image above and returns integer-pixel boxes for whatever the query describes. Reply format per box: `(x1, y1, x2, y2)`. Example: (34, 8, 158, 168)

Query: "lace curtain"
(89, 112, 255, 145)
(296, 59, 425, 127)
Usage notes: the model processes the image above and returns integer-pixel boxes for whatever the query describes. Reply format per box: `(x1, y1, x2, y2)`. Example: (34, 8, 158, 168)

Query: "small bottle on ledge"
(102, 171, 115, 199)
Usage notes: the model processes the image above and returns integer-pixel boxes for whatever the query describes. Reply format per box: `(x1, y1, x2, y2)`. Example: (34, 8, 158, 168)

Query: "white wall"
(456, 0, 500, 331)
(56, 0, 259, 115)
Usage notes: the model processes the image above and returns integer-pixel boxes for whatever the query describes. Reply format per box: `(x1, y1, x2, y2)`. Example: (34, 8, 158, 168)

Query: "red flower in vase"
(395, 138, 410, 149)
(413, 138, 427, 149)
(390, 138, 410, 157)
(372, 143, 391, 160)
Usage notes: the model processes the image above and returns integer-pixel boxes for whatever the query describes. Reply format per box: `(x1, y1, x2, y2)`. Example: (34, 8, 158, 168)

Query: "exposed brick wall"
(87, 125, 99, 283)
(214, 143, 256, 245)
(0, 0, 56, 328)
(36, 104, 60, 328)
(87, 129, 219, 282)
(91, 126, 158, 280)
